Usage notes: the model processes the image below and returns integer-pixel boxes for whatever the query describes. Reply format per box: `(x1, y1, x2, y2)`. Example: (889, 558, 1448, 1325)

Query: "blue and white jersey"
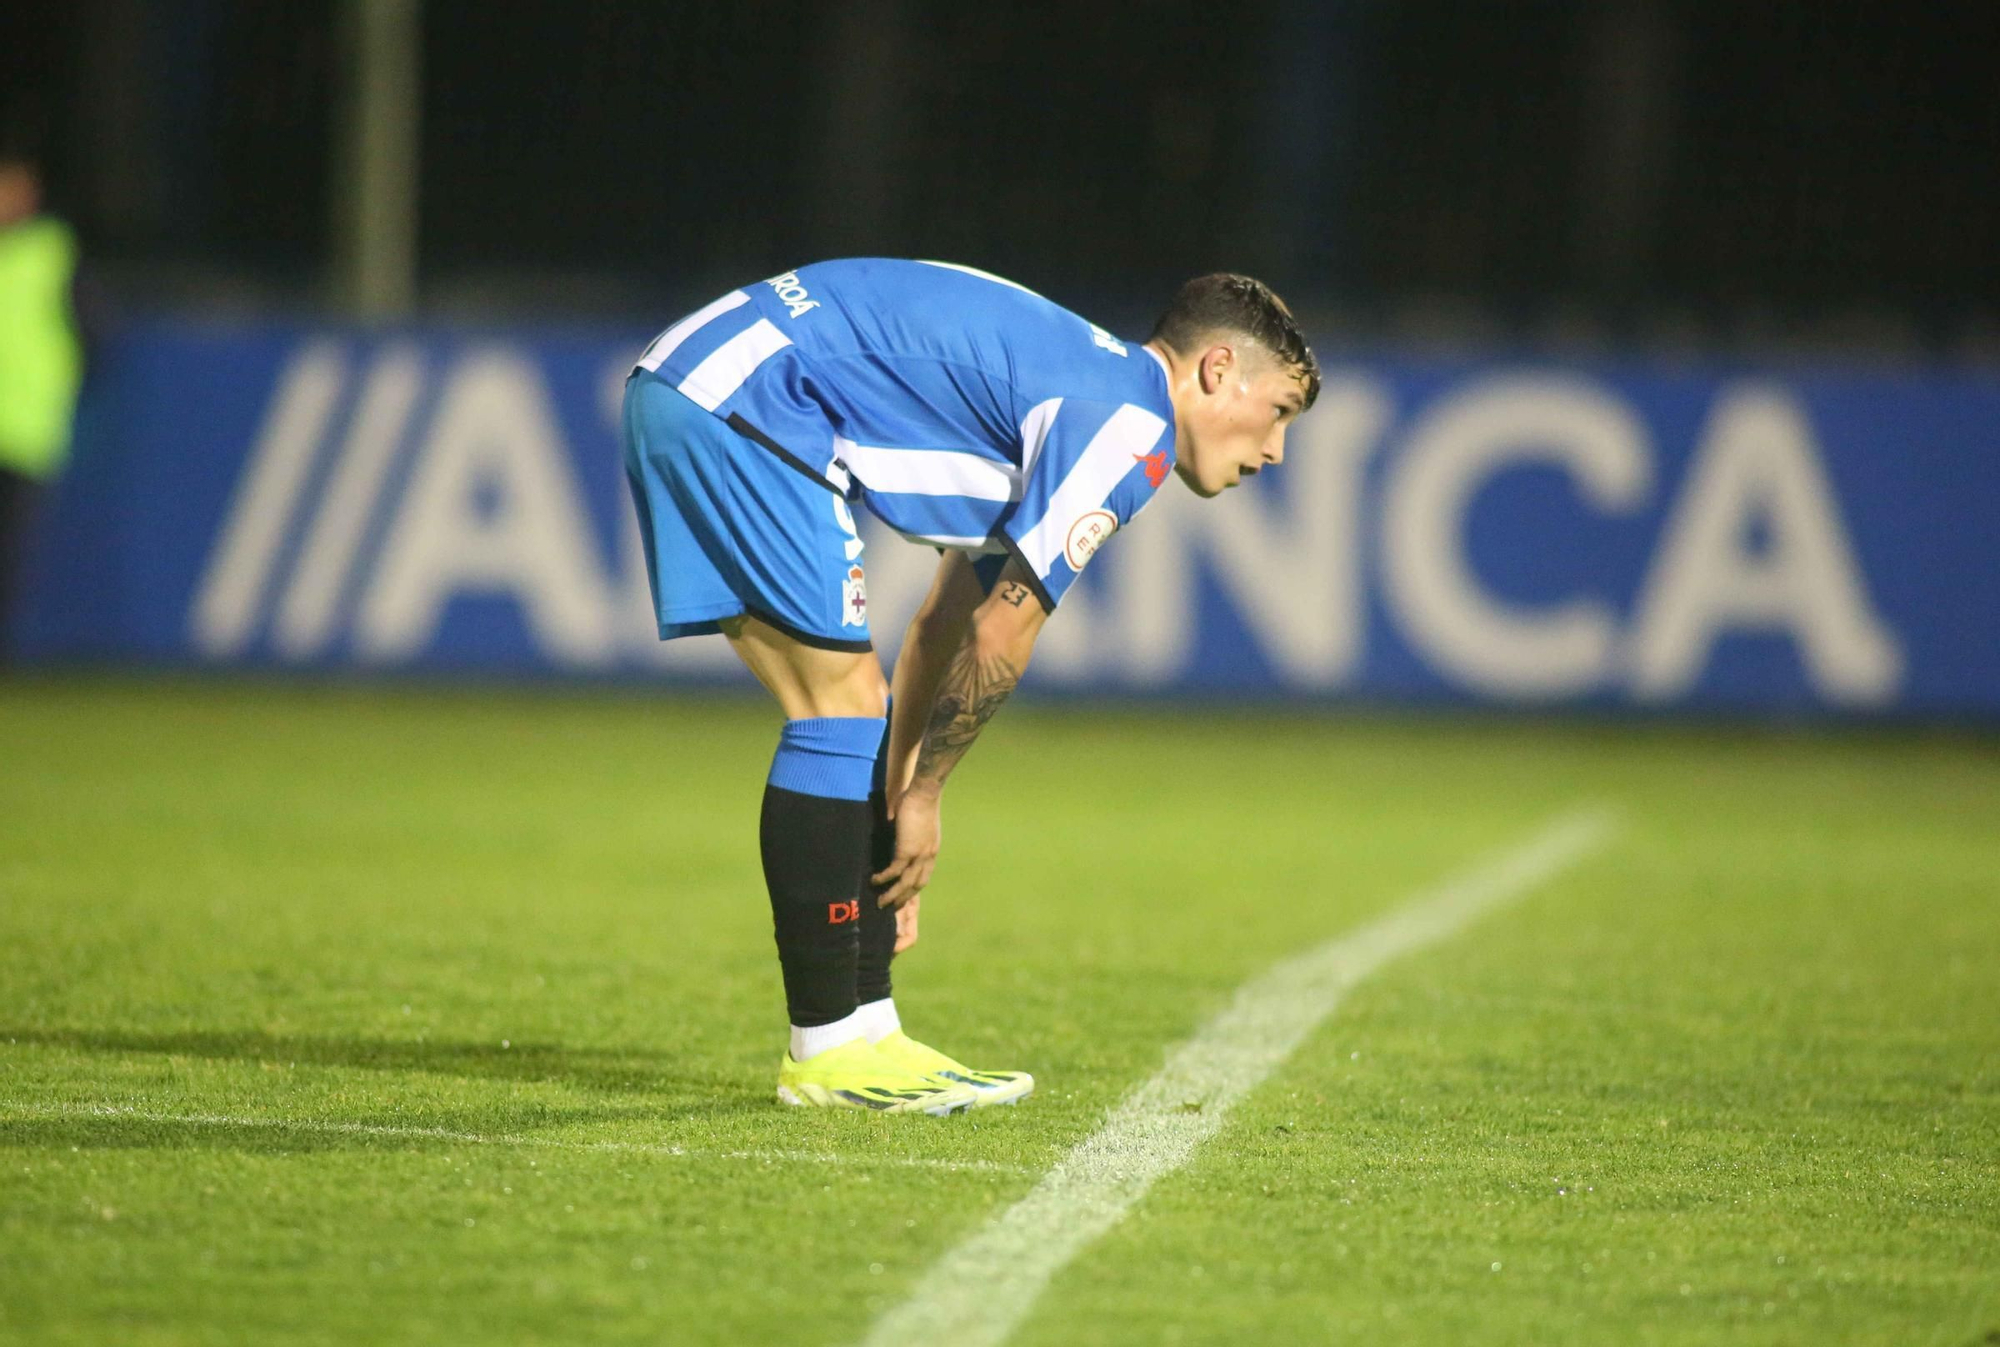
(633, 258, 1177, 610)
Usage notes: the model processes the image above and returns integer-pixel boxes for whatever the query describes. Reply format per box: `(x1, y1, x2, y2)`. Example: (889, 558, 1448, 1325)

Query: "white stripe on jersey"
(887, 527, 1002, 552)
(833, 438, 1018, 502)
(1017, 399, 1062, 480)
(635, 290, 749, 372)
(914, 260, 1043, 297)
(1015, 403, 1167, 579)
(678, 318, 792, 412)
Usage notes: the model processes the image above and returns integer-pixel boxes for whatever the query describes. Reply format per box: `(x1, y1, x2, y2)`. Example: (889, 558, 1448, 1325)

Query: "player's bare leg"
(722, 613, 887, 721)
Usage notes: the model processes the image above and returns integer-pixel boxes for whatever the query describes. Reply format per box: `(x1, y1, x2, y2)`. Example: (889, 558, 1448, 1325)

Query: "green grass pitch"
(1, 678, 1995, 1346)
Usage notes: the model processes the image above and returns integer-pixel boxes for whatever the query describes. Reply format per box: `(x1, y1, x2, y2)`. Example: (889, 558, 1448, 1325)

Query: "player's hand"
(893, 894, 920, 952)
(871, 787, 939, 909)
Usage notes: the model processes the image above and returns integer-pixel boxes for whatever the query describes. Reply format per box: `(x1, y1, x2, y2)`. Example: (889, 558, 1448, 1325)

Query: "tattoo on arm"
(998, 582, 1031, 608)
(910, 637, 1020, 788)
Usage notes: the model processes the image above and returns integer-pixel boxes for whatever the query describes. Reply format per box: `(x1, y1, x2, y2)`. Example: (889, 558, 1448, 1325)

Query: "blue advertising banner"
(15, 319, 2000, 715)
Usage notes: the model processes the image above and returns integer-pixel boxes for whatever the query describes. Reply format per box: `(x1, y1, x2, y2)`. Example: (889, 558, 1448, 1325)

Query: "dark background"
(5, 0, 1997, 351)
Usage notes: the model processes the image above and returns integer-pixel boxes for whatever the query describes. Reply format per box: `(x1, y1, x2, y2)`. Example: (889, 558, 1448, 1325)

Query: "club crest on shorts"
(1064, 509, 1118, 572)
(842, 565, 867, 627)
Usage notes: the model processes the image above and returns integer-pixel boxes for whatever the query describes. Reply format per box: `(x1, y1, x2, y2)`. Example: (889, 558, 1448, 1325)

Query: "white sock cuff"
(856, 996, 901, 1043)
(791, 1009, 867, 1062)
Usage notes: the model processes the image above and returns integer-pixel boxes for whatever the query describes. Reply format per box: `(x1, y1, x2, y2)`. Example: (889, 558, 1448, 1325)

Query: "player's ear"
(1198, 344, 1235, 395)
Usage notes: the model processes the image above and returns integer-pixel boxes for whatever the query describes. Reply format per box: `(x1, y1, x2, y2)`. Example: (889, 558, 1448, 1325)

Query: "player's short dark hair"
(1150, 274, 1319, 410)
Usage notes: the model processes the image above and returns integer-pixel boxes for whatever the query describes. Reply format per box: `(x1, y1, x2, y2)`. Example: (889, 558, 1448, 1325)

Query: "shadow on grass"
(0, 1026, 762, 1110)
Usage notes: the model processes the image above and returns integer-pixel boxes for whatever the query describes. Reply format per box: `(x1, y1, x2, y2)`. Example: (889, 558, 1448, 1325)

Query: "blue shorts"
(622, 371, 872, 651)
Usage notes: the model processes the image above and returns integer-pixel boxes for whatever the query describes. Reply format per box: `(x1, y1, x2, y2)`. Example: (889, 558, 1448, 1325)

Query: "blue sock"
(767, 716, 886, 802)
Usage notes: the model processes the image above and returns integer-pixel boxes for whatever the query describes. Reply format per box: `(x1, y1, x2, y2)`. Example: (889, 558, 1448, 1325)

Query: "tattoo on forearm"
(911, 638, 1020, 787)
(998, 582, 1031, 608)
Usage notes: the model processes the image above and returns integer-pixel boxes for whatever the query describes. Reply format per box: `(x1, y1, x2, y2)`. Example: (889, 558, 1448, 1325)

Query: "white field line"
(863, 807, 1620, 1347)
(0, 1101, 1031, 1176)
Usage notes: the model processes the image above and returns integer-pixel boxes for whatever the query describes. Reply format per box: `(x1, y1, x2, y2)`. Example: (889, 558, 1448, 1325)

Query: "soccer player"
(622, 260, 1318, 1113)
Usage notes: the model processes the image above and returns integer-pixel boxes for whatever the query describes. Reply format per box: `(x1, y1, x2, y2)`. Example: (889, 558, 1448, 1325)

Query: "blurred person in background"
(0, 131, 83, 657)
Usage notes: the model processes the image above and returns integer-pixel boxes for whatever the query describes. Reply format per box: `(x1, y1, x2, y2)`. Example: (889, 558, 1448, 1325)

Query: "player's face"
(1174, 346, 1307, 498)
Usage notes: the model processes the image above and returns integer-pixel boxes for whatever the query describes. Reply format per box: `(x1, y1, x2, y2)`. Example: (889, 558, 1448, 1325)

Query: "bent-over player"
(622, 260, 1318, 1113)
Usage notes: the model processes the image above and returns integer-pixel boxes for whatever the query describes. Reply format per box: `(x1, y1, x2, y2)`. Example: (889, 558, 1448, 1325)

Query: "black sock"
(857, 788, 898, 1005)
(759, 716, 885, 1029)
(759, 784, 869, 1027)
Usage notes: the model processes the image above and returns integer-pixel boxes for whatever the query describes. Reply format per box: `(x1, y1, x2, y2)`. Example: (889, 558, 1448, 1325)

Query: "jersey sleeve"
(998, 397, 1175, 611)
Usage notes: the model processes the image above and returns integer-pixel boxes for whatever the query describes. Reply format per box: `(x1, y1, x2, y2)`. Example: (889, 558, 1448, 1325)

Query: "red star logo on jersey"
(1134, 449, 1170, 489)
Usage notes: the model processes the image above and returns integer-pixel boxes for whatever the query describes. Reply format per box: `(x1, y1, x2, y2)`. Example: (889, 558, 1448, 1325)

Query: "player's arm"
(871, 556, 1048, 908)
(882, 551, 987, 816)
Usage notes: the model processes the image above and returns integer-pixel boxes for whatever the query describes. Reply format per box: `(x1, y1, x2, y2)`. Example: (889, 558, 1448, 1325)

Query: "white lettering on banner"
(273, 346, 426, 657)
(1628, 386, 1902, 704)
(1119, 376, 1386, 687)
(355, 351, 616, 666)
(602, 358, 630, 432)
(189, 343, 1901, 711)
(1384, 377, 1651, 698)
(191, 343, 347, 656)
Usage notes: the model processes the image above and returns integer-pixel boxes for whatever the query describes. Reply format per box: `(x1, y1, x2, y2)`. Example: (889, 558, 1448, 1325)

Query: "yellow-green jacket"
(0, 216, 83, 480)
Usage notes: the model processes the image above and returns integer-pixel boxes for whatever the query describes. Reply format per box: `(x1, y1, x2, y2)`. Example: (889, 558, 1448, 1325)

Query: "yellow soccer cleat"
(872, 1030, 1035, 1107)
(776, 1037, 980, 1114)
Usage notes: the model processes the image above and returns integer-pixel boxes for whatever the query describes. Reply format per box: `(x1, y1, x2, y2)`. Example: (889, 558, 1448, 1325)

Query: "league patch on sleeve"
(1063, 510, 1118, 572)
